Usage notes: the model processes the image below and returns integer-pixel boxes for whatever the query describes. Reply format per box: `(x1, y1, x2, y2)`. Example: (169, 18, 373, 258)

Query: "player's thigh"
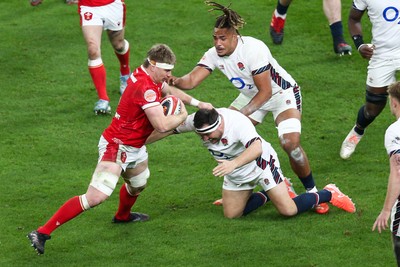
(222, 189, 252, 218)
(82, 25, 103, 55)
(122, 160, 149, 178)
(367, 58, 398, 88)
(266, 182, 297, 216)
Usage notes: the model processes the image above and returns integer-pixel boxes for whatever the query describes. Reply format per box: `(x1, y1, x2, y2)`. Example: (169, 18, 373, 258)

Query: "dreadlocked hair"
(205, 1, 245, 33)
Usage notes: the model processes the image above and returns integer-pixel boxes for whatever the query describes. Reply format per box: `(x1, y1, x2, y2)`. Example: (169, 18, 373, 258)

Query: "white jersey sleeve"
(175, 113, 196, 133)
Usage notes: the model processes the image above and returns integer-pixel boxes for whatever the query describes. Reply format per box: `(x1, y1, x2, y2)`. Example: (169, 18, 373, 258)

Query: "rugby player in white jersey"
(340, 0, 400, 159)
(168, 1, 329, 213)
(372, 81, 400, 265)
(150, 108, 356, 219)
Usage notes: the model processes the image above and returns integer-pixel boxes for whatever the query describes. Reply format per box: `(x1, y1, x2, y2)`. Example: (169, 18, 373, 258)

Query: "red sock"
(114, 184, 138, 221)
(115, 47, 130, 76)
(37, 196, 85, 235)
(88, 64, 109, 101)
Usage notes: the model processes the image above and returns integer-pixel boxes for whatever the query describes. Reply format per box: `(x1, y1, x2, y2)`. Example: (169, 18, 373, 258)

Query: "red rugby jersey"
(102, 66, 163, 148)
(79, 0, 120, 7)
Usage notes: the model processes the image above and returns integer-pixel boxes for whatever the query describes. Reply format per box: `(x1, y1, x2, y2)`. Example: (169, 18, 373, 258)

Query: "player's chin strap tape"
(195, 115, 221, 134)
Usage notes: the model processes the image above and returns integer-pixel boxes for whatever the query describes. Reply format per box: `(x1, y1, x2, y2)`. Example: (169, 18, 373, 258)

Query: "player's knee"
(365, 90, 387, 116)
(114, 39, 129, 54)
(223, 210, 242, 219)
(125, 168, 150, 195)
(289, 146, 305, 163)
(277, 205, 297, 217)
(87, 45, 101, 59)
(90, 171, 119, 197)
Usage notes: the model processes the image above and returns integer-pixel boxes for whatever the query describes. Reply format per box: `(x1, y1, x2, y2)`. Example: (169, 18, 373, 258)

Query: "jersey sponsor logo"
(229, 77, 254, 90)
(112, 137, 123, 144)
(208, 149, 231, 160)
(84, 12, 93, 21)
(144, 89, 157, 102)
(237, 62, 245, 71)
(383, 6, 400, 23)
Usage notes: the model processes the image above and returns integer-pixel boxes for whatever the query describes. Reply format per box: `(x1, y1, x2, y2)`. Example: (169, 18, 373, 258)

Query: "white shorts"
(98, 136, 148, 171)
(367, 57, 400, 87)
(230, 86, 301, 123)
(222, 169, 283, 192)
(80, 0, 125, 31)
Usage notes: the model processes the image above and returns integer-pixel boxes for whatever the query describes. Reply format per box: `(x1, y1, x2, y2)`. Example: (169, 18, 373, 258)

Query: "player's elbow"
(153, 126, 171, 133)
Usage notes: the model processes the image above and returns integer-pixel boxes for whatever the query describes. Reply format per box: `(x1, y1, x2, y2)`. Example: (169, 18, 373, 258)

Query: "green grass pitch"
(0, 0, 396, 266)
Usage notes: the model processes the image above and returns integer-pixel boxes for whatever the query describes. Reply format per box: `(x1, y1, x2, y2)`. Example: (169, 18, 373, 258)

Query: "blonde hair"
(387, 81, 400, 102)
(143, 44, 176, 67)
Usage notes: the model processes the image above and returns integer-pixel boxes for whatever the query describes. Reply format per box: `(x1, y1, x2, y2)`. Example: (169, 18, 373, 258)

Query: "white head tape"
(195, 115, 222, 134)
(147, 58, 174, 70)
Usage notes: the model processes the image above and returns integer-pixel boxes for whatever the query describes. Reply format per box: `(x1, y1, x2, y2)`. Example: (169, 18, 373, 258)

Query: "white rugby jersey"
(197, 36, 297, 97)
(176, 108, 282, 185)
(385, 118, 400, 236)
(353, 0, 400, 59)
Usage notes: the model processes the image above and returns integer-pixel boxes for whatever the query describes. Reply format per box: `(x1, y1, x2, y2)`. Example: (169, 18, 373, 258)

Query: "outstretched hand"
(213, 160, 236, 177)
(372, 210, 390, 233)
(167, 75, 178, 86)
(198, 102, 214, 110)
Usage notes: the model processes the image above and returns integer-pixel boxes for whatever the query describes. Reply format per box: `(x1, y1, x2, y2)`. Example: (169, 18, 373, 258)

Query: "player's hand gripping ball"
(161, 95, 181, 115)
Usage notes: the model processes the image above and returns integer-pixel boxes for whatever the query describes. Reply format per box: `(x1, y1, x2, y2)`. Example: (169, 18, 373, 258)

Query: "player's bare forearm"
(232, 139, 262, 168)
(240, 91, 270, 116)
(173, 66, 210, 90)
(145, 130, 174, 144)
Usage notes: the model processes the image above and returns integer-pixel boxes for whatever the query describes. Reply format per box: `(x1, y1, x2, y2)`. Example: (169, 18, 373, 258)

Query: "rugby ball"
(161, 95, 181, 115)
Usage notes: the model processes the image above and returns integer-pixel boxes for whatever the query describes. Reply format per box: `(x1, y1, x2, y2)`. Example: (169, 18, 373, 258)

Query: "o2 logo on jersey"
(383, 6, 400, 23)
(230, 77, 254, 90)
(208, 149, 231, 160)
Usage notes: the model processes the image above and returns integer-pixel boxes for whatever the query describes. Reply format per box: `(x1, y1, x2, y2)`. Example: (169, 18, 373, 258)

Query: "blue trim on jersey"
(251, 65, 270, 75)
(392, 200, 400, 234)
(293, 85, 301, 112)
(252, 63, 293, 90)
(390, 149, 400, 157)
(255, 154, 283, 184)
(197, 63, 213, 73)
(245, 137, 261, 148)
